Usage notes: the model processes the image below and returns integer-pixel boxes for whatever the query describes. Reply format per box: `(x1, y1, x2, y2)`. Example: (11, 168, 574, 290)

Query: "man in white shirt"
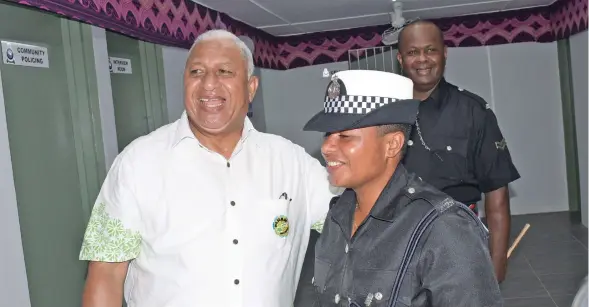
(80, 29, 337, 307)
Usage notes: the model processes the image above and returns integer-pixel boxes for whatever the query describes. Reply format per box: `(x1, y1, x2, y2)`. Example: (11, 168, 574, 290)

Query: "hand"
(492, 253, 508, 283)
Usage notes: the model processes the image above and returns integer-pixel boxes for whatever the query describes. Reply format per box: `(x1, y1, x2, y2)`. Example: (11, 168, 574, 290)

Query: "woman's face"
(321, 127, 401, 189)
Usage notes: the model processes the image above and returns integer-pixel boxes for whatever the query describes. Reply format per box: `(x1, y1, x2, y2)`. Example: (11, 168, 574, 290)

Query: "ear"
(396, 52, 403, 67)
(247, 75, 259, 103)
(443, 45, 448, 60)
(385, 131, 405, 159)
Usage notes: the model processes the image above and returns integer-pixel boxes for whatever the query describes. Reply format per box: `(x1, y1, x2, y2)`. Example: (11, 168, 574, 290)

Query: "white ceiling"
(192, 0, 556, 36)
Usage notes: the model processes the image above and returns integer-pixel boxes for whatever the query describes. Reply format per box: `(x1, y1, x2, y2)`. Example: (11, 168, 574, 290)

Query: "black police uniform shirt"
(403, 78, 520, 205)
(312, 164, 503, 307)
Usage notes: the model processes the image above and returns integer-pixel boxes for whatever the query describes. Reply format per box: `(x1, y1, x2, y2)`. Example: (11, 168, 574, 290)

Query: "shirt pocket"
(351, 269, 415, 307)
(313, 258, 332, 294)
(255, 199, 291, 249)
(313, 258, 341, 305)
(429, 135, 469, 180)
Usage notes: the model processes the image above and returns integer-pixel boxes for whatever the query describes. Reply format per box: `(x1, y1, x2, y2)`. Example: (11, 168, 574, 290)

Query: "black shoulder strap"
(387, 197, 486, 307)
(388, 207, 440, 307)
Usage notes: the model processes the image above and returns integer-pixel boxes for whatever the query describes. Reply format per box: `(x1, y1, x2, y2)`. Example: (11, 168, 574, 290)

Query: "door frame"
(62, 19, 108, 222)
(557, 38, 581, 215)
(0, 41, 31, 307)
(140, 41, 169, 130)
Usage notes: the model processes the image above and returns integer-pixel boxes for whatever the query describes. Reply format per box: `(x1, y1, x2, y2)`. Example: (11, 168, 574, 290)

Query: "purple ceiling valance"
(10, 0, 588, 70)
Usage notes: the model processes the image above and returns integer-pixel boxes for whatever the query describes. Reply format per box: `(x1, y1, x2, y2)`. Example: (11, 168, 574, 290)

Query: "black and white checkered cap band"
(324, 95, 399, 114)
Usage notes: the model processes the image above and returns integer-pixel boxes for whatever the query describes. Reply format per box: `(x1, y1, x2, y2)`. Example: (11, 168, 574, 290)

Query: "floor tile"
(521, 238, 587, 257)
(506, 254, 536, 278)
(527, 253, 588, 275)
(539, 272, 587, 296)
(571, 225, 588, 248)
(504, 297, 556, 307)
(500, 274, 550, 299)
(552, 294, 575, 307)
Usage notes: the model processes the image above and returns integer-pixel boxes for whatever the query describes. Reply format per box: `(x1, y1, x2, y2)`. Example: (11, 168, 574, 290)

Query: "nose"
(202, 71, 219, 91)
(321, 134, 337, 159)
(416, 50, 428, 63)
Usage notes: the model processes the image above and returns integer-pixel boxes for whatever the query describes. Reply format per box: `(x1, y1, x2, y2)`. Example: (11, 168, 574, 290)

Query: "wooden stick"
(507, 223, 531, 259)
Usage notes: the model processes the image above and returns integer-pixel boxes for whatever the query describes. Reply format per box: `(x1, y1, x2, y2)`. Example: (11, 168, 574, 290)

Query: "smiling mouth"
(326, 161, 345, 172)
(415, 68, 432, 76)
(198, 97, 226, 110)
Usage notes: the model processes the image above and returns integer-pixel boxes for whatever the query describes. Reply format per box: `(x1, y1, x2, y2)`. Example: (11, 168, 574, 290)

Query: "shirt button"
(226, 161, 231, 168)
(230, 201, 236, 206)
(407, 140, 413, 146)
(345, 244, 349, 253)
(375, 292, 383, 300)
(408, 187, 415, 194)
(446, 145, 452, 151)
(233, 239, 238, 244)
(234, 279, 240, 285)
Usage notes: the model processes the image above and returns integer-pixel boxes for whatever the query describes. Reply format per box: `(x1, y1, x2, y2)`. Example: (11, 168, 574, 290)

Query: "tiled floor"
(500, 212, 588, 307)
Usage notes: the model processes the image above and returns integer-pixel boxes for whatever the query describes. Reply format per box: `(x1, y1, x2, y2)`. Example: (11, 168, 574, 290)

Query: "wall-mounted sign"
(109, 56, 132, 74)
(1, 41, 49, 68)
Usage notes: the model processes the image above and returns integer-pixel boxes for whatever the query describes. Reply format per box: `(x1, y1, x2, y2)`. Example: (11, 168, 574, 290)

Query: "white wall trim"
(91, 26, 118, 170)
(485, 46, 496, 111)
(0, 63, 32, 307)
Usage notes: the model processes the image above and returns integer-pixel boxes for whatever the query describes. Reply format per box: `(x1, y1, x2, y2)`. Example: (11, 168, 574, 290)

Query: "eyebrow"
(188, 58, 234, 64)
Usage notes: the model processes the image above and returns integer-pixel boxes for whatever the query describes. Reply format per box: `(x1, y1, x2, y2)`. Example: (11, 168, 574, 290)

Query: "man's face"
(184, 39, 258, 135)
(397, 23, 447, 93)
(321, 127, 403, 189)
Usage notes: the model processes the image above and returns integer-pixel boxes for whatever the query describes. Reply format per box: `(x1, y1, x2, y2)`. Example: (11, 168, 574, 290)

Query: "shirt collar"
(369, 164, 411, 221)
(171, 111, 256, 148)
(423, 77, 450, 109)
(330, 164, 412, 234)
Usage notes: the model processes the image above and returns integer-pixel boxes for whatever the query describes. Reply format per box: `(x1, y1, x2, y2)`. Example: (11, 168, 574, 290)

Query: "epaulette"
(402, 182, 458, 213)
(455, 86, 492, 111)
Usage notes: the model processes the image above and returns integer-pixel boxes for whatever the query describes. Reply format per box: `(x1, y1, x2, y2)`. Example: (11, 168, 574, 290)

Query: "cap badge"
(273, 215, 290, 237)
(327, 75, 341, 99)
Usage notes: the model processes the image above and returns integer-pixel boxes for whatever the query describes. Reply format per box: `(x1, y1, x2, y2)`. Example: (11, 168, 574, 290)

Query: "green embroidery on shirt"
(79, 203, 142, 262)
(311, 216, 326, 233)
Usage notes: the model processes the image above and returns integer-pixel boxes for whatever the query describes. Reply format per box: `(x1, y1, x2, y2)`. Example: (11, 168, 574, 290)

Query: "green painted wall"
(0, 2, 106, 306)
(0, 3, 169, 306)
(556, 39, 581, 214)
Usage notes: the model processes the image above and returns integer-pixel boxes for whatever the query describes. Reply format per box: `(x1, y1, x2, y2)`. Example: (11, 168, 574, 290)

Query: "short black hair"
(397, 20, 445, 52)
(376, 123, 413, 157)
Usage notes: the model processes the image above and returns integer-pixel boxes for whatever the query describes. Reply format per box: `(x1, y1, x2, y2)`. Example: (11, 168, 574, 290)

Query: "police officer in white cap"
(303, 70, 503, 307)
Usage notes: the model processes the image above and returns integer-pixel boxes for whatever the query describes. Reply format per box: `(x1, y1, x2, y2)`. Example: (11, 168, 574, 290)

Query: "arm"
(418, 210, 503, 307)
(83, 262, 129, 307)
(485, 186, 511, 283)
(473, 107, 520, 283)
(79, 149, 143, 306)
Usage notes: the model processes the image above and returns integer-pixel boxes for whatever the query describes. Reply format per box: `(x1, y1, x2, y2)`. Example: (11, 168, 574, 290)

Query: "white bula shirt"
(79, 112, 337, 307)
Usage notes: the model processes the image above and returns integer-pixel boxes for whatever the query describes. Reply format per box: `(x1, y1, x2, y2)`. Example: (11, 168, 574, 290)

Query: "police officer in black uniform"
(303, 69, 503, 306)
(397, 20, 521, 283)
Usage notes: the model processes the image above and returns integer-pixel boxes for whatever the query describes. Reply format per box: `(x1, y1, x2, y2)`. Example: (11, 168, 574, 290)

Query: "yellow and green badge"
(273, 215, 289, 237)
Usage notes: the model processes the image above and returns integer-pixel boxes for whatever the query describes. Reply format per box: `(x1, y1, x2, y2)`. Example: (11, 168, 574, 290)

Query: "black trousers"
(294, 230, 320, 307)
